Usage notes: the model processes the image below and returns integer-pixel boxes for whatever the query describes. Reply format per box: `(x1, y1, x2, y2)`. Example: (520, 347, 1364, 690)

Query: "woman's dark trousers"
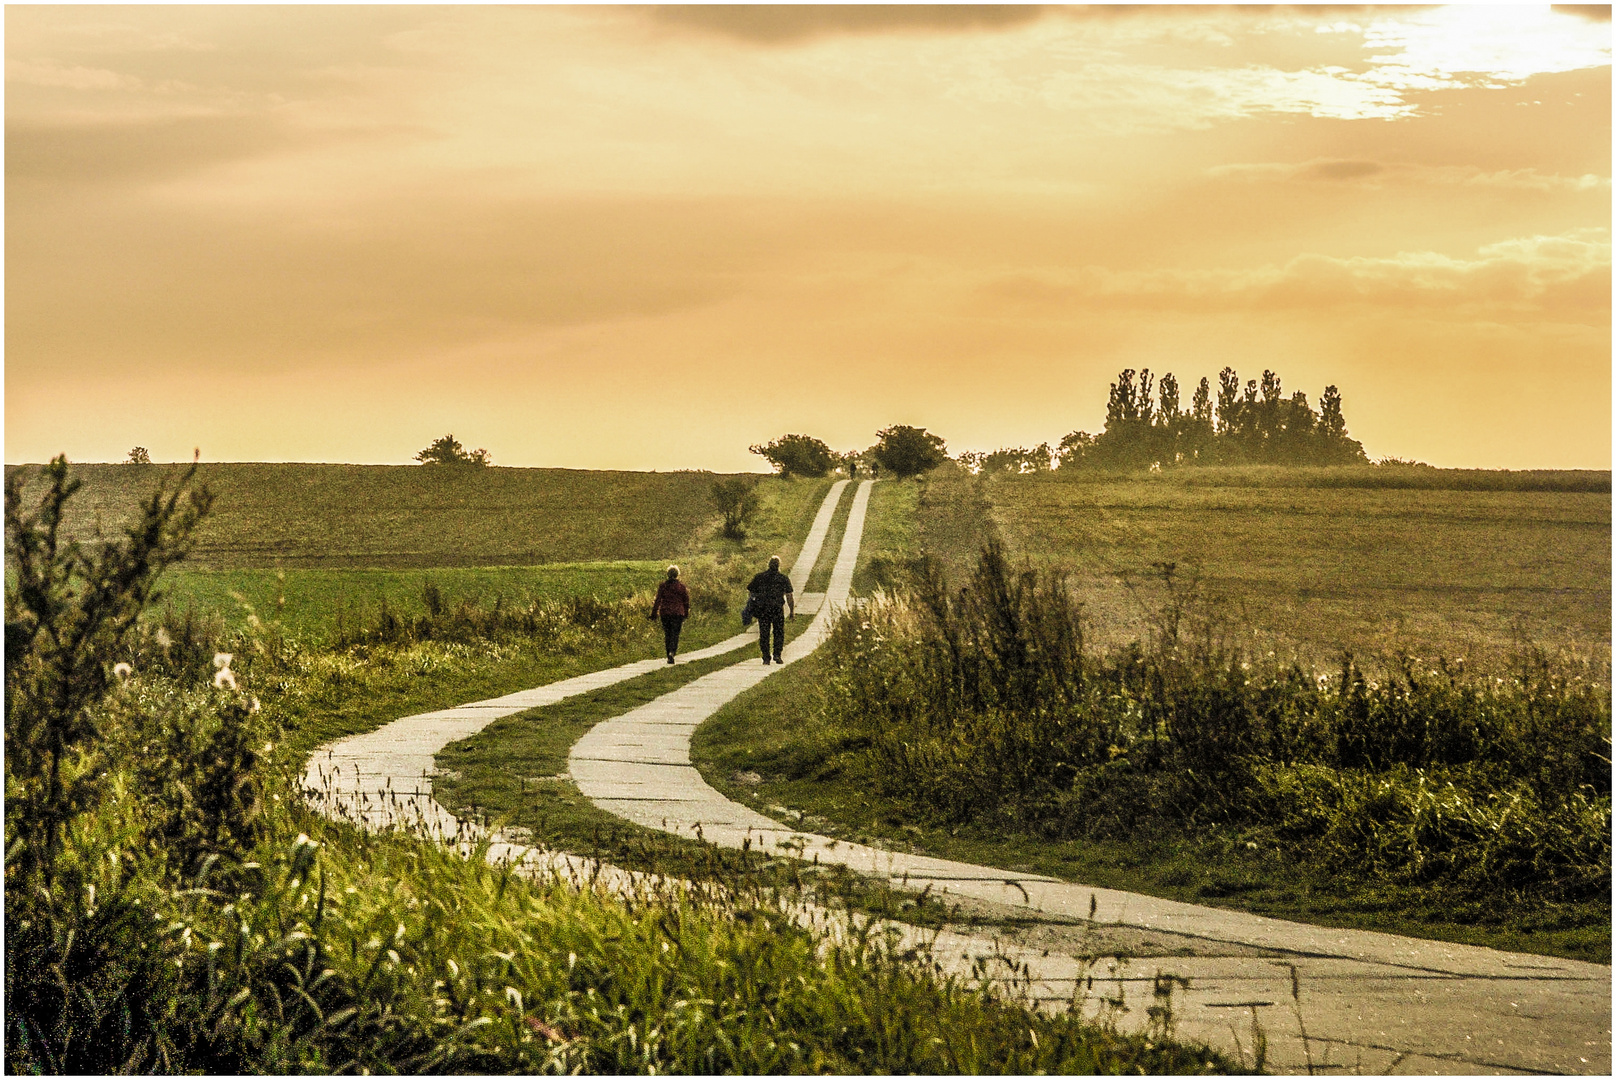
(660, 614, 686, 658)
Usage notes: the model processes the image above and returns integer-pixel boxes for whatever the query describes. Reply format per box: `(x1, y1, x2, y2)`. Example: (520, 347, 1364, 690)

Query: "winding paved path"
(302, 479, 850, 839)
(307, 479, 1610, 1075)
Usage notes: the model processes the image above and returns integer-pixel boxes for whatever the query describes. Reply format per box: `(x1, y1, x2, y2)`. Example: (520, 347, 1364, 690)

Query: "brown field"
(926, 469, 1611, 668)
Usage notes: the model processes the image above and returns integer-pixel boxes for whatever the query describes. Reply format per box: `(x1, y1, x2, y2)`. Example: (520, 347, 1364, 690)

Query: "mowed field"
(5, 462, 832, 635)
(5, 462, 781, 569)
(977, 470, 1611, 665)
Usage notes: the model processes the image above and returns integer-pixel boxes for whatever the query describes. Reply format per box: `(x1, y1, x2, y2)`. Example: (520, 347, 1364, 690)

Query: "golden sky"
(6, 4, 1611, 470)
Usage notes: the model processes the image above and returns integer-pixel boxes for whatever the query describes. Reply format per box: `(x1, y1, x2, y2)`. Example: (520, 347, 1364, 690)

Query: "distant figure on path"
(747, 555, 795, 665)
(652, 565, 691, 664)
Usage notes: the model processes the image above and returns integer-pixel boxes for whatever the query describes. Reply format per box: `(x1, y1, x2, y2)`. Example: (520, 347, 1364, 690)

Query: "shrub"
(125, 446, 152, 465)
(3, 456, 258, 1073)
(415, 433, 491, 467)
(5, 456, 213, 895)
(871, 425, 949, 478)
(959, 445, 1054, 475)
(750, 434, 839, 478)
(711, 477, 761, 539)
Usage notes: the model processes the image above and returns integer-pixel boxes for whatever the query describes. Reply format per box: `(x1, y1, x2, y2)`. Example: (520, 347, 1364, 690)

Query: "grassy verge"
(852, 478, 920, 595)
(747, 476, 835, 574)
(691, 649, 1611, 964)
(270, 613, 744, 759)
(212, 808, 1236, 1074)
(802, 481, 852, 592)
(424, 621, 961, 927)
(157, 561, 677, 639)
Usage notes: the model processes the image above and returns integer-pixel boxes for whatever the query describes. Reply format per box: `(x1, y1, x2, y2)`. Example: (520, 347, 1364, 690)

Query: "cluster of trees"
(956, 444, 1056, 475)
(750, 425, 949, 480)
(1059, 367, 1366, 469)
(744, 365, 1365, 494)
(725, 426, 948, 540)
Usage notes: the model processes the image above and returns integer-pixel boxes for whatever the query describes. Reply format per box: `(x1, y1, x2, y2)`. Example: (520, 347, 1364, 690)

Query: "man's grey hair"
(768, 555, 781, 569)
(666, 565, 679, 580)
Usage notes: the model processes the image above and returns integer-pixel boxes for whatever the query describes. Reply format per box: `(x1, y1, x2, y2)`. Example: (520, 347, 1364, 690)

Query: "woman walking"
(652, 565, 691, 663)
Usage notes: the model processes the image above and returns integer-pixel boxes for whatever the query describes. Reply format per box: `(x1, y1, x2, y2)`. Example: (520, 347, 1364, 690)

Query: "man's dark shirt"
(747, 568, 794, 614)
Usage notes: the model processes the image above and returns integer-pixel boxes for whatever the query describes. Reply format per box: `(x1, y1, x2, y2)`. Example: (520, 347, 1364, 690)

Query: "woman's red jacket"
(653, 580, 691, 617)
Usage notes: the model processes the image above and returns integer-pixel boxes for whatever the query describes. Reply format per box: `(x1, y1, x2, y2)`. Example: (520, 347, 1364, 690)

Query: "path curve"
(302, 479, 851, 840)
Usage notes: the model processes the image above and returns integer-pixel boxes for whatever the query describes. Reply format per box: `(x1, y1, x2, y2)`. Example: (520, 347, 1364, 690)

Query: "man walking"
(747, 554, 795, 665)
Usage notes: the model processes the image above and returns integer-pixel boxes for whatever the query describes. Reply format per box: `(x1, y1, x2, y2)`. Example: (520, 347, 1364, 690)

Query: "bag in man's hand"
(741, 594, 757, 628)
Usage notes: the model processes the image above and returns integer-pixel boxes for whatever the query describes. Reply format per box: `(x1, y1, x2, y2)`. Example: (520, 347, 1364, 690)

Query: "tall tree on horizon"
(1081, 366, 1366, 469)
(1215, 367, 1241, 438)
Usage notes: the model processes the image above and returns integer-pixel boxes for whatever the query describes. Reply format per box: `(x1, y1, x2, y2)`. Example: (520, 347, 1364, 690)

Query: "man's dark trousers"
(757, 612, 785, 663)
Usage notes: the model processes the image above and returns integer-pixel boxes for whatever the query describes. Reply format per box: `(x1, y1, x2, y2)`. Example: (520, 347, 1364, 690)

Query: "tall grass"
(7, 459, 1229, 1075)
(819, 544, 1611, 905)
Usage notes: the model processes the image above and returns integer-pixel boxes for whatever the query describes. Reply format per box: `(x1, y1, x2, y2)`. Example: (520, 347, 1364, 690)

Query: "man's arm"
(787, 588, 796, 619)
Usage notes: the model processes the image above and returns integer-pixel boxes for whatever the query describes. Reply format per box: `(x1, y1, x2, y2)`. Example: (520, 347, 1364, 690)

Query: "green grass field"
(970, 470, 1611, 666)
(5, 461, 831, 644)
(850, 477, 920, 595)
(4, 462, 826, 571)
(153, 562, 672, 639)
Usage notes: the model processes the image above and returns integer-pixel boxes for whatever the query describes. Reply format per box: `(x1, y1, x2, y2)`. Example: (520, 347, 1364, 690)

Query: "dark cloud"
(646, 5, 1047, 44)
(1552, 5, 1612, 22)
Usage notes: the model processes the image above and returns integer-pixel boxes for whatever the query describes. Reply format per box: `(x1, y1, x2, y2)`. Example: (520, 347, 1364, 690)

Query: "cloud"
(3, 191, 790, 372)
(979, 230, 1612, 317)
(643, 5, 1048, 44)
(6, 58, 139, 91)
(1352, 6, 1612, 88)
(1552, 6, 1612, 23)
(1208, 159, 1610, 191)
(6, 115, 297, 184)
(1304, 159, 1385, 181)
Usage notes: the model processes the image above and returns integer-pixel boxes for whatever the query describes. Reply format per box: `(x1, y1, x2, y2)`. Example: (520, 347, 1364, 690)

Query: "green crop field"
(6, 461, 832, 638)
(3, 462, 826, 571)
(957, 469, 1611, 667)
(149, 563, 669, 639)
